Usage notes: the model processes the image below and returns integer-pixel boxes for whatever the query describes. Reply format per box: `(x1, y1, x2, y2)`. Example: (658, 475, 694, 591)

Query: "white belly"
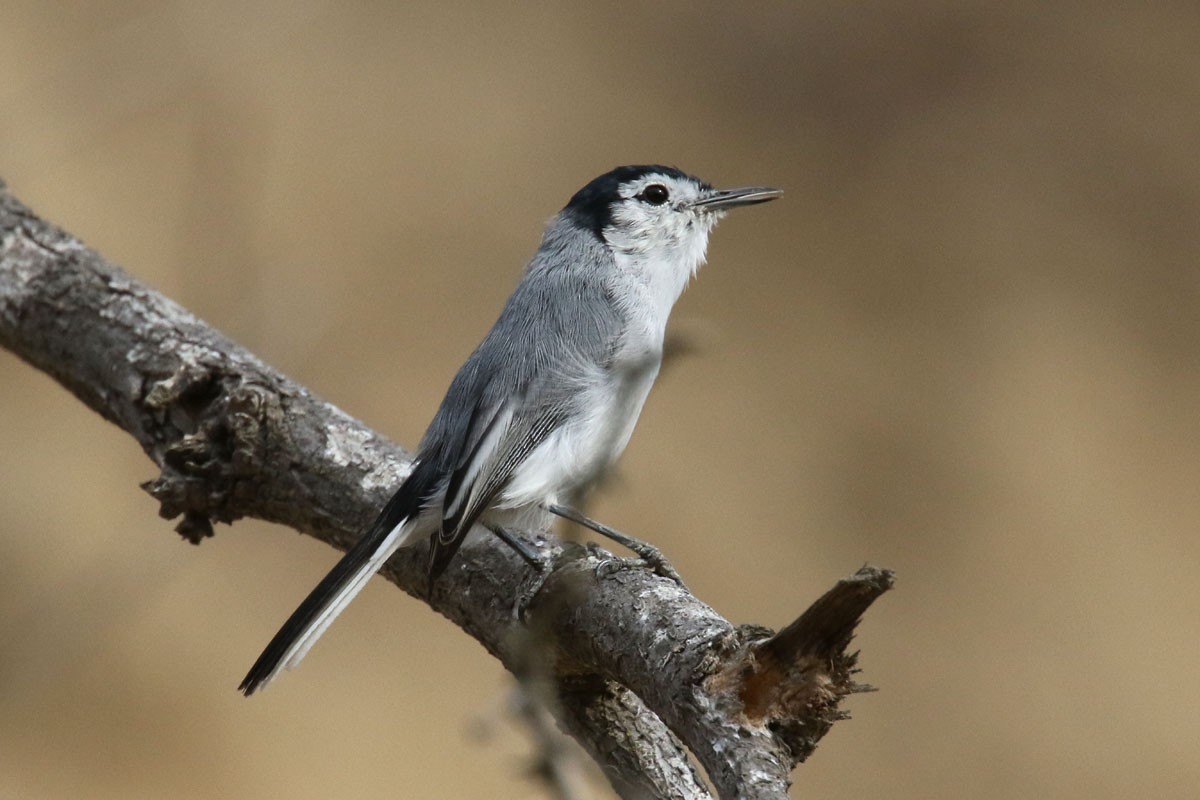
(498, 355, 661, 508)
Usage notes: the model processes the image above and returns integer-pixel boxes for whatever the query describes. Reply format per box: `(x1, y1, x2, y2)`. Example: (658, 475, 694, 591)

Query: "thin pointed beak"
(690, 186, 783, 211)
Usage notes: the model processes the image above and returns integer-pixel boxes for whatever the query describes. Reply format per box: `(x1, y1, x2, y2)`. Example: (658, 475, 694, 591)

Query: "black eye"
(640, 184, 670, 206)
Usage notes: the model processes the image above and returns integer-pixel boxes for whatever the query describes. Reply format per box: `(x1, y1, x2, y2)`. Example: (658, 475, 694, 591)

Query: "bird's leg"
(481, 523, 556, 620)
(483, 523, 547, 571)
(544, 503, 686, 588)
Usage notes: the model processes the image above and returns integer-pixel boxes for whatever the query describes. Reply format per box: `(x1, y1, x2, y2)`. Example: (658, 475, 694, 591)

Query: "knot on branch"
(140, 362, 280, 543)
(706, 566, 894, 762)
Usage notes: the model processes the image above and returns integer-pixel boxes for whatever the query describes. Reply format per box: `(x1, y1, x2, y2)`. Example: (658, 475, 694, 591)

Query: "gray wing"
(421, 215, 622, 577)
(439, 390, 569, 540)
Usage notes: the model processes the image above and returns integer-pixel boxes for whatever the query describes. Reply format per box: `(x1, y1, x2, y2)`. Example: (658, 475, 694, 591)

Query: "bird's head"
(563, 165, 781, 282)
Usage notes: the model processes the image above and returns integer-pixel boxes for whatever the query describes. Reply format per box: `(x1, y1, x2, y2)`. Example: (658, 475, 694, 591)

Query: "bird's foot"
(548, 506, 686, 590)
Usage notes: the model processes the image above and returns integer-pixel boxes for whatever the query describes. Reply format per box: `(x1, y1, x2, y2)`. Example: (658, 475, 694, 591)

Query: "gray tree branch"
(0, 179, 893, 800)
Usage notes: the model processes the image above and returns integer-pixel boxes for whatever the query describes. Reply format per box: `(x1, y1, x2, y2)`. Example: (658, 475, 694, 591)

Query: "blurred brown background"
(2, 2, 1198, 797)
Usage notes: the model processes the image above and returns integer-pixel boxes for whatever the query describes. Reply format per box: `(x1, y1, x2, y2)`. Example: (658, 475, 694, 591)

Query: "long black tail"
(239, 472, 427, 695)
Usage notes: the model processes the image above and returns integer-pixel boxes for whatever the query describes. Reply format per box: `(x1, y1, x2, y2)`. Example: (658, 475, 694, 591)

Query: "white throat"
(603, 210, 717, 333)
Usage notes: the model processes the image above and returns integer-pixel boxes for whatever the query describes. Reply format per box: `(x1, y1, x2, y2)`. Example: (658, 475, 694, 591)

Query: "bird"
(239, 165, 781, 695)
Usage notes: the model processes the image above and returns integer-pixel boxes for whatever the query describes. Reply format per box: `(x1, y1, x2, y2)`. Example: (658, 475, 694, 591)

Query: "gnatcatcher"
(240, 165, 781, 694)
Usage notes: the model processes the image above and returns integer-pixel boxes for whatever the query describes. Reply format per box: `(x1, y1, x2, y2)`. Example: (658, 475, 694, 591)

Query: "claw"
(548, 504, 688, 590)
(631, 545, 686, 588)
(512, 556, 555, 621)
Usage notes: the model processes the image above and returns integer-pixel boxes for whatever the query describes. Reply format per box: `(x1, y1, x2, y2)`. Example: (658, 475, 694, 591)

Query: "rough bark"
(0, 179, 893, 800)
